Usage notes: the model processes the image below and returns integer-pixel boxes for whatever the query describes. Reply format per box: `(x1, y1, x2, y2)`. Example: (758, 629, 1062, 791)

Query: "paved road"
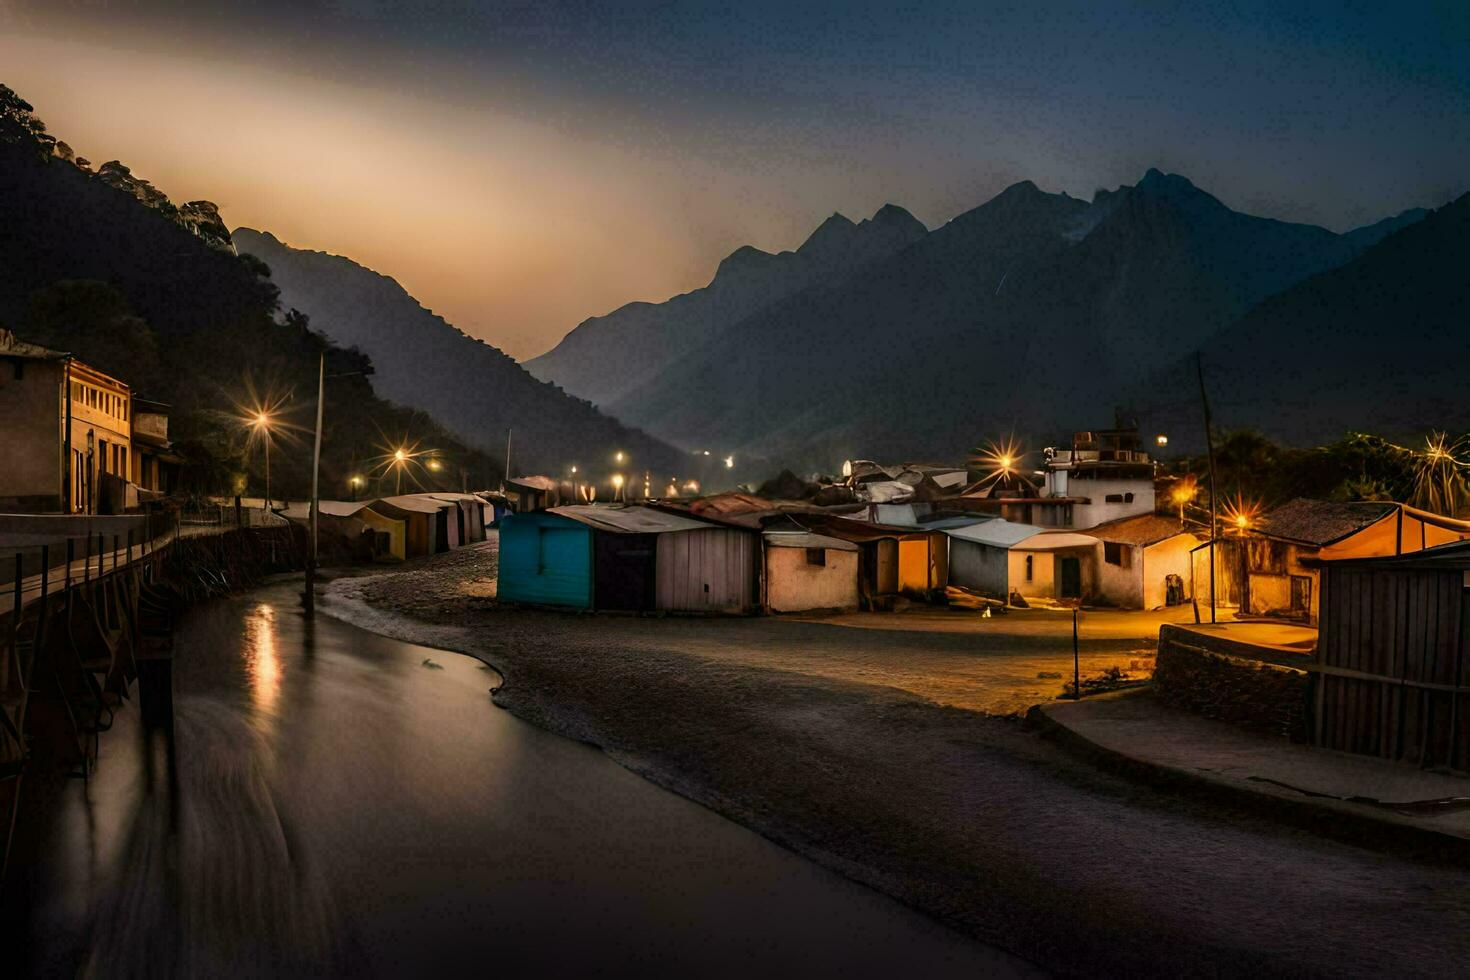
(326, 540, 1470, 976)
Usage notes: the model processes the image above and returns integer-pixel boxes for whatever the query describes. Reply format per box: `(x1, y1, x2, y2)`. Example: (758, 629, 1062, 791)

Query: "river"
(6, 579, 1028, 977)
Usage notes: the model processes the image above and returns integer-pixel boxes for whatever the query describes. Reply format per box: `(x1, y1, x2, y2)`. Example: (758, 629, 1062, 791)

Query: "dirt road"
(324, 539, 1470, 977)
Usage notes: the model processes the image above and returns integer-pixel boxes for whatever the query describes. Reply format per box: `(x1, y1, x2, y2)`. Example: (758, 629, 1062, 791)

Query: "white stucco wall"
(1094, 542, 1140, 607)
(1067, 477, 1156, 529)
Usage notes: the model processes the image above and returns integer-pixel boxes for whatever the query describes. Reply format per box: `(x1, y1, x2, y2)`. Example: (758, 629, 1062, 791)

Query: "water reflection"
(242, 602, 280, 717)
(8, 581, 1018, 978)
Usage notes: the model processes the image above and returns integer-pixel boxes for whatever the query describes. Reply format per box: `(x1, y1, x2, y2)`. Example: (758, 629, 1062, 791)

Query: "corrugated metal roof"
(281, 500, 372, 520)
(1012, 531, 1101, 551)
(916, 516, 994, 531)
(762, 531, 859, 552)
(548, 504, 715, 534)
(945, 519, 1043, 547)
(375, 494, 452, 514)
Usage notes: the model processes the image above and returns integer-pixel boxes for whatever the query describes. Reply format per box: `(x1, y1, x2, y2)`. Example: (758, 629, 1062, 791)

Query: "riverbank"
(322, 542, 1470, 977)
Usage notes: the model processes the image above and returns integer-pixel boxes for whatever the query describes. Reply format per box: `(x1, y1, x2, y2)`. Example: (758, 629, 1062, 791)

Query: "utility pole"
(1196, 352, 1218, 624)
(1072, 606, 1081, 699)
(305, 354, 324, 615)
(504, 428, 513, 488)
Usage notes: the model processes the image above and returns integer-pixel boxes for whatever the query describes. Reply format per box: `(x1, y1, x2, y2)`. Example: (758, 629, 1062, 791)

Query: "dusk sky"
(1, 0, 1466, 359)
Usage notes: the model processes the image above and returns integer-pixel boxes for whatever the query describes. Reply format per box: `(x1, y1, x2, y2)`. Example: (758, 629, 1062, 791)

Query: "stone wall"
(1153, 628, 1310, 740)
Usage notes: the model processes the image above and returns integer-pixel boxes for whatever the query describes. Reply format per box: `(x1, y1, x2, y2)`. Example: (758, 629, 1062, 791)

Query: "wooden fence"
(1314, 562, 1470, 767)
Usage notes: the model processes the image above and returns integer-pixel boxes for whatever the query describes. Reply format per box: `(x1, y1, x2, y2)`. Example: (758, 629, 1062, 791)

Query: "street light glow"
(724, 455, 734, 469)
(394, 448, 407, 463)
(427, 458, 442, 471)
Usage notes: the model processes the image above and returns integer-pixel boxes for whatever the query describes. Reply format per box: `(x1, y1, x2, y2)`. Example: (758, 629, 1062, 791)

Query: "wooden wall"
(1315, 565, 1470, 767)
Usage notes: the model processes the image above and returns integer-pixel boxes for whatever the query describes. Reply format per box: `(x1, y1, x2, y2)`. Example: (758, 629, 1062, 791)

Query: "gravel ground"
(324, 538, 1470, 977)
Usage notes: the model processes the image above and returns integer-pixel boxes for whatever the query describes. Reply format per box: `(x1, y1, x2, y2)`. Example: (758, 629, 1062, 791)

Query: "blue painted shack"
(497, 505, 759, 613)
(496, 511, 594, 609)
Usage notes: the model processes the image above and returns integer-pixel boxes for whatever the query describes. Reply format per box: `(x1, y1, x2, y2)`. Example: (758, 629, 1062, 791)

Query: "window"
(805, 547, 826, 567)
(1123, 492, 1134, 503)
(1105, 493, 1123, 503)
(1104, 542, 1132, 568)
(1025, 555, 1034, 581)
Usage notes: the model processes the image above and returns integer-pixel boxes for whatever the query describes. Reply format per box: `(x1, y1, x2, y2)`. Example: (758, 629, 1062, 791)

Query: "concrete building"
(0, 330, 132, 513)
(129, 397, 180, 495)
(1039, 427, 1157, 529)
(762, 531, 860, 613)
(1088, 514, 1202, 609)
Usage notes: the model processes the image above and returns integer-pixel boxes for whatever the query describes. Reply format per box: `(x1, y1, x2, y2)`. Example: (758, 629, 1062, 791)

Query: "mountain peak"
(797, 211, 861, 258)
(865, 202, 925, 236)
(715, 244, 777, 278)
(871, 202, 915, 224)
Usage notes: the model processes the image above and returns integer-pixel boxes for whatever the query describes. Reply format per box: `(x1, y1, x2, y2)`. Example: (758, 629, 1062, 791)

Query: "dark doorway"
(1059, 556, 1082, 600)
(593, 532, 657, 611)
(1290, 575, 1312, 617)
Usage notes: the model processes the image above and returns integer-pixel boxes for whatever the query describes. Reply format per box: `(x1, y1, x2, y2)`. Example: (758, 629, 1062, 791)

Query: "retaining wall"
(1153, 625, 1311, 740)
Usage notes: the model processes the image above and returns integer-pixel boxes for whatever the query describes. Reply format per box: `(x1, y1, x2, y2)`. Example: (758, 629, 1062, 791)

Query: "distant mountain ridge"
(528, 168, 1433, 469)
(524, 203, 927, 407)
(232, 229, 689, 476)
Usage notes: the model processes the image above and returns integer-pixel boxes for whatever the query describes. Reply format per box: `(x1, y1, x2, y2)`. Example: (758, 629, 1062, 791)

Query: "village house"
(951, 425, 1156, 530)
(809, 515, 949, 605)
(1089, 514, 1202, 609)
(371, 495, 448, 558)
(1245, 498, 1470, 624)
(128, 398, 181, 496)
(0, 330, 134, 514)
(497, 505, 758, 613)
(762, 530, 860, 613)
(946, 519, 1099, 603)
(505, 475, 567, 513)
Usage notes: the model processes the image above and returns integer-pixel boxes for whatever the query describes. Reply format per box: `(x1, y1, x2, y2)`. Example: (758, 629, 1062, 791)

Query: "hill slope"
(1136, 192, 1470, 448)
(232, 229, 689, 476)
(0, 82, 492, 498)
(524, 204, 927, 407)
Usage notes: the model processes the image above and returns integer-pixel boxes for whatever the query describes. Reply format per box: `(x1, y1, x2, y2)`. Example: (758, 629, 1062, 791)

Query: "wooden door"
(1059, 556, 1082, 599)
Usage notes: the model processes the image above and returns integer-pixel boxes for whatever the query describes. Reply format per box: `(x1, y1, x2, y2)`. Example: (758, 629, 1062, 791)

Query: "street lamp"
(349, 475, 363, 500)
(612, 473, 625, 502)
(394, 447, 408, 494)
(252, 411, 273, 512)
